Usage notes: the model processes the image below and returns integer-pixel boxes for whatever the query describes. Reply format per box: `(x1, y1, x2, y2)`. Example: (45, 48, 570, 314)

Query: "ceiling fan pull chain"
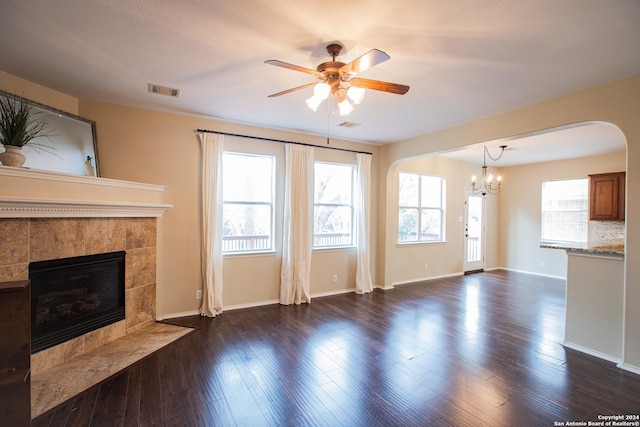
(326, 100, 330, 145)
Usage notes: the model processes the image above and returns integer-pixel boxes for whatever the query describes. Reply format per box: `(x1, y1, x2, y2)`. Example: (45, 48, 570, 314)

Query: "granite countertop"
(540, 240, 625, 256)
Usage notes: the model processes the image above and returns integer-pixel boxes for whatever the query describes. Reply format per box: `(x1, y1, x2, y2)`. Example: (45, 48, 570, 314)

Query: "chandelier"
(305, 82, 365, 116)
(471, 145, 506, 196)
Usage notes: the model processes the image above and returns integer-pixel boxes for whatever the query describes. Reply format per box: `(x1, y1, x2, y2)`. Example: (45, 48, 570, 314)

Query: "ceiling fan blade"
(350, 78, 410, 95)
(265, 60, 323, 77)
(340, 49, 390, 76)
(267, 82, 316, 98)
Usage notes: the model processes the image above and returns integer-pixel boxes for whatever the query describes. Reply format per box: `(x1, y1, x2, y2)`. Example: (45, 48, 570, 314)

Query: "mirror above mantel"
(0, 89, 100, 176)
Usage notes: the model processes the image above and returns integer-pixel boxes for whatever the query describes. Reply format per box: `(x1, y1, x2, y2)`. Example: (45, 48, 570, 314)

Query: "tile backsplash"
(589, 220, 625, 242)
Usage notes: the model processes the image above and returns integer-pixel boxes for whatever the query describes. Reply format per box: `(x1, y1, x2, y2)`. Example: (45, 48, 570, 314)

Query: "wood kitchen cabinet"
(0, 280, 31, 426)
(589, 172, 625, 221)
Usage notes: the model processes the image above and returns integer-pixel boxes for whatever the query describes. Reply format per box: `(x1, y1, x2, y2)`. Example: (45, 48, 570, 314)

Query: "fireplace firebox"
(29, 251, 126, 353)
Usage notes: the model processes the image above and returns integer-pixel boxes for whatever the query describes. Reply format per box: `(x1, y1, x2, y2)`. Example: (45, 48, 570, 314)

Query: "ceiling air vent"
(148, 83, 180, 97)
(338, 121, 361, 128)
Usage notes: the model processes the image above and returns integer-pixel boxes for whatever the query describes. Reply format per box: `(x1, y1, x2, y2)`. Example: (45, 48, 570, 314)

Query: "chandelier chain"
(484, 145, 507, 162)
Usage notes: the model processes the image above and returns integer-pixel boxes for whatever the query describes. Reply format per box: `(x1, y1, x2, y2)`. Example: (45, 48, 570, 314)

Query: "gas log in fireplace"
(29, 251, 126, 353)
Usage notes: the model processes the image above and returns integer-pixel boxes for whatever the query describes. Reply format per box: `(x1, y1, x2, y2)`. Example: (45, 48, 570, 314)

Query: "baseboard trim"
(501, 267, 566, 280)
(392, 272, 463, 287)
(619, 363, 640, 376)
(160, 269, 562, 320)
(312, 288, 357, 299)
(157, 310, 200, 320)
(159, 287, 370, 319)
(388, 267, 553, 287)
(225, 299, 280, 311)
(561, 340, 622, 364)
(562, 342, 640, 376)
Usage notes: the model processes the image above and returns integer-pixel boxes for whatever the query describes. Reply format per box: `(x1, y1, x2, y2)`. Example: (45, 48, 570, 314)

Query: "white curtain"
(199, 132, 224, 316)
(355, 153, 374, 294)
(280, 143, 314, 305)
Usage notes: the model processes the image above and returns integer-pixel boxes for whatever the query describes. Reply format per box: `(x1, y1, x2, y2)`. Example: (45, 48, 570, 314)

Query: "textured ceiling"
(0, 0, 638, 160)
(438, 122, 626, 167)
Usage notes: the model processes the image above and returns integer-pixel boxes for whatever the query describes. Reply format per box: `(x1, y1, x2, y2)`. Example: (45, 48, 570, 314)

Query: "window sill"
(223, 250, 278, 259)
(313, 246, 356, 253)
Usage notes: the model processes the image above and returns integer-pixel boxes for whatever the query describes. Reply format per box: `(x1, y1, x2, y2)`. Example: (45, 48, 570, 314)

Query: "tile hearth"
(31, 322, 193, 419)
(0, 165, 176, 422)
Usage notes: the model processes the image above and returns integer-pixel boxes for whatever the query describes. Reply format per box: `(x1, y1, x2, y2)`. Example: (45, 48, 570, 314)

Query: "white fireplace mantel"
(0, 166, 172, 218)
(0, 196, 172, 218)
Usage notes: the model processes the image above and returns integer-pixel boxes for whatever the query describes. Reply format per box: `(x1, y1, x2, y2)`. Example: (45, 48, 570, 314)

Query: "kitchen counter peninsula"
(542, 240, 624, 362)
(540, 240, 624, 257)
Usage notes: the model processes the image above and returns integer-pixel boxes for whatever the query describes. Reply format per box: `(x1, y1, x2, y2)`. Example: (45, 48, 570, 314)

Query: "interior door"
(464, 190, 485, 273)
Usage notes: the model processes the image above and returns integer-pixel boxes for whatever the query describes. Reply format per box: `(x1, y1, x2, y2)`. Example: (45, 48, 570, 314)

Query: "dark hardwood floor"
(32, 270, 640, 426)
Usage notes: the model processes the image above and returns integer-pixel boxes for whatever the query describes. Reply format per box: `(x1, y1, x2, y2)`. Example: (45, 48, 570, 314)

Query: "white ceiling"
(0, 0, 638, 162)
(438, 122, 626, 167)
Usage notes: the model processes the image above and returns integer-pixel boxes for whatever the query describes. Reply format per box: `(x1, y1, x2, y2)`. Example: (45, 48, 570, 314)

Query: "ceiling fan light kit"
(304, 82, 331, 112)
(266, 43, 409, 116)
(347, 86, 365, 104)
(338, 98, 354, 116)
(313, 83, 331, 100)
(305, 94, 322, 111)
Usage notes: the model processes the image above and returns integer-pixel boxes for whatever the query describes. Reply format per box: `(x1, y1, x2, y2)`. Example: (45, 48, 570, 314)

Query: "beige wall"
(498, 150, 626, 278)
(0, 71, 79, 115)
(386, 155, 500, 285)
(1, 71, 381, 318)
(379, 74, 640, 371)
(77, 101, 381, 316)
(384, 144, 626, 285)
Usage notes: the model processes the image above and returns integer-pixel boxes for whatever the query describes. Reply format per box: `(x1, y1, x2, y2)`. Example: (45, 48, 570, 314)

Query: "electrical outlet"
(196, 290, 203, 300)
(540, 261, 546, 269)
(332, 274, 338, 283)
(424, 263, 429, 270)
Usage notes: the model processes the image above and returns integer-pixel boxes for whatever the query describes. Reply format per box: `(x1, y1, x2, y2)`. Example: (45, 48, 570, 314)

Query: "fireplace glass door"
(29, 251, 125, 353)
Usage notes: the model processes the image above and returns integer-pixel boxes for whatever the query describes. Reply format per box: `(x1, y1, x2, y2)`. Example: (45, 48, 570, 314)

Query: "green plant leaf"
(0, 93, 53, 149)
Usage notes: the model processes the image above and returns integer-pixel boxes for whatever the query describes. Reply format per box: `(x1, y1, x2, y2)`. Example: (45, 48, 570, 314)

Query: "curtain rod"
(196, 129, 372, 156)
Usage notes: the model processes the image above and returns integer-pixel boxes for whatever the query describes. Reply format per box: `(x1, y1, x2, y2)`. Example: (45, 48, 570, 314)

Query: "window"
(313, 162, 354, 248)
(398, 172, 446, 243)
(541, 179, 588, 244)
(222, 152, 275, 253)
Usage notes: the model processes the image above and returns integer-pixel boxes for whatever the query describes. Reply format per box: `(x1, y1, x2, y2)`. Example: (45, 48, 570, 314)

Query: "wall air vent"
(147, 83, 180, 97)
(338, 121, 361, 128)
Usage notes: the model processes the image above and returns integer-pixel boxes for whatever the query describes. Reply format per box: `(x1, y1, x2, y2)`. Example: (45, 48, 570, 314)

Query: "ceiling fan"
(265, 43, 409, 116)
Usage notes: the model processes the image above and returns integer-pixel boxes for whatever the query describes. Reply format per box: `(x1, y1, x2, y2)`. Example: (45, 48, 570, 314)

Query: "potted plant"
(0, 93, 51, 168)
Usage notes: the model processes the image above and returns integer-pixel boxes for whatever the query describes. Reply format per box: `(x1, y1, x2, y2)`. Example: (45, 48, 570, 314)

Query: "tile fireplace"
(29, 250, 126, 353)
(0, 166, 171, 373)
